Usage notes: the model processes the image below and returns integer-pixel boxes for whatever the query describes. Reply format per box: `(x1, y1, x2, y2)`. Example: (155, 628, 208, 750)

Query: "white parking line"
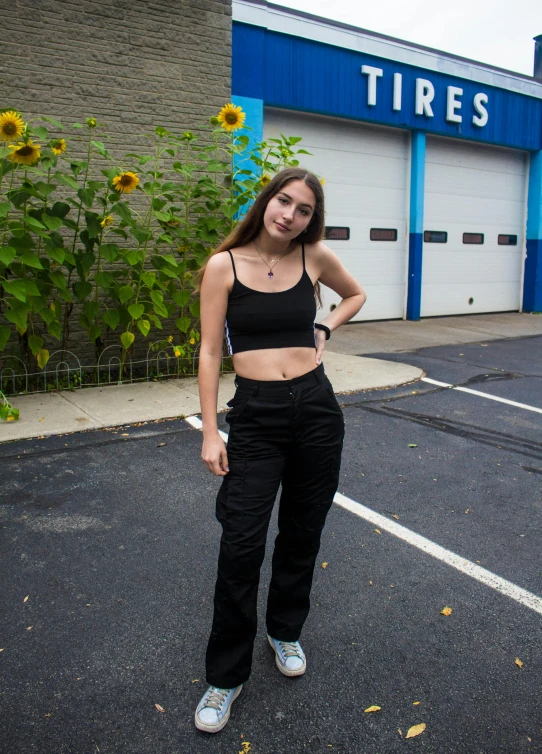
(187, 413, 542, 615)
(334, 493, 542, 616)
(422, 377, 542, 415)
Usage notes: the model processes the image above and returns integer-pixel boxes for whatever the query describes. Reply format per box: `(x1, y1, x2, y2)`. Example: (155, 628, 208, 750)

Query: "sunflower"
(100, 215, 114, 227)
(8, 139, 41, 166)
(51, 138, 67, 155)
(260, 172, 271, 187)
(217, 103, 246, 132)
(112, 171, 139, 194)
(0, 111, 25, 142)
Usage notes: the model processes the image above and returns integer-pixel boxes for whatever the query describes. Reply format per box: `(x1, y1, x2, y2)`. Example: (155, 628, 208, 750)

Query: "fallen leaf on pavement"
(24, 595, 29, 603)
(441, 606, 453, 616)
(413, 701, 421, 705)
(364, 706, 381, 713)
(398, 729, 402, 737)
(39, 417, 45, 422)
(391, 514, 399, 520)
(157, 442, 167, 447)
(374, 529, 381, 535)
(405, 723, 426, 739)
(408, 443, 418, 448)
(26, 626, 32, 631)
(322, 562, 328, 569)
(515, 657, 524, 668)
(121, 433, 129, 436)
(155, 704, 166, 713)
(192, 679, 200, 683)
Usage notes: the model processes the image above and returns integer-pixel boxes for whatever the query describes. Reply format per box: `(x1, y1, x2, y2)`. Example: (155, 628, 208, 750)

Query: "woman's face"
(261, 179, 316, 245)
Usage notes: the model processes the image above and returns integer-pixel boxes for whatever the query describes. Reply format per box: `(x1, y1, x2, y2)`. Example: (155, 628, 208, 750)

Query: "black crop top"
(224, 244, 317, 355)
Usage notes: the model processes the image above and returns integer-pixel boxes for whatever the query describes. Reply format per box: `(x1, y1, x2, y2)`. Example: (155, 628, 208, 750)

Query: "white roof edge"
(233, 0, 542, 101)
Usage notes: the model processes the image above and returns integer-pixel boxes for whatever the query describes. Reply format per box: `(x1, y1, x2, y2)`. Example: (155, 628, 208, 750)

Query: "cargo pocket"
(225, 389, 254, 425)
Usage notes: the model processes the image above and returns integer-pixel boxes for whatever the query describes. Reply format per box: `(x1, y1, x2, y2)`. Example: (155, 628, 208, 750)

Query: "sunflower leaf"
(134, 317, 150, 338)
(120, 331, 135, 350)
(3, 280, 27, 302)
(112, 202, 132, 223)
(28, 335, 44, 356)
(20, 252, 44, 269)
(91, 140, 110, 159)
(118, 285, 135, 304)
(31, 126, 49, 140)
(0, 246, 16, 266)
(50, 201, 71, 219)
(41, 214, 63, 231)
(0, 325, 11, 351)
(41, 116, 64, 130)
(37, 348, 50, 369)
(55, 172, 79, 190)
(103, 309, 120, 331)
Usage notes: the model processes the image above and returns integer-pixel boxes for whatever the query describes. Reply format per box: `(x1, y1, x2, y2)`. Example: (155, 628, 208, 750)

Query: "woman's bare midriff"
(232, 346, 318, 381)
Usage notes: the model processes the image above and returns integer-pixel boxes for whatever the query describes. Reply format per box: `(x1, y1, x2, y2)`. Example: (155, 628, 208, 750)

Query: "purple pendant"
(268, 271, 274, 278)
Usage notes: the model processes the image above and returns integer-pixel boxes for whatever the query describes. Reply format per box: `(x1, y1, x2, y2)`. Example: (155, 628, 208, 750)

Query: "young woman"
(193, 167, 366, 733)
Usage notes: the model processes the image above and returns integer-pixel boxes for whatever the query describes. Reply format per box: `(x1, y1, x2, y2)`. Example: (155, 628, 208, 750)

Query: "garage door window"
(463, 233, 484, 244)
(370, 228, 397, 241)
(424, 230, 447, 243)
(497, 234, 518, 245)
(325, 227, 350, 240)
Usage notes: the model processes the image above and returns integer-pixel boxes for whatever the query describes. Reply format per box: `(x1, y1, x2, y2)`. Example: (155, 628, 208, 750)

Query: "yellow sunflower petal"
(112, 171, 139, 193)
(217, 103, 246, 132)
(0, 111, 25, 142)
(8, 139, 41, 165)
(51, 138, 67, 156)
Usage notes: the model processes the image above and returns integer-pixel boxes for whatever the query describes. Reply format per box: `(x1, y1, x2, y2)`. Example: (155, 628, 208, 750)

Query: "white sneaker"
(194, 685, 242, 733)
(267, 634, 307, 677)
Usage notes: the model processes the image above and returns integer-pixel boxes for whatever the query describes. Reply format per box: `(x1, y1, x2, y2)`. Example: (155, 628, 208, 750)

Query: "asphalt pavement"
(1, 315, 541, 754)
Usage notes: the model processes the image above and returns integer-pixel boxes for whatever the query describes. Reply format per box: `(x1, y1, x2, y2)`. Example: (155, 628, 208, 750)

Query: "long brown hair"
(193, 167, 325, 307)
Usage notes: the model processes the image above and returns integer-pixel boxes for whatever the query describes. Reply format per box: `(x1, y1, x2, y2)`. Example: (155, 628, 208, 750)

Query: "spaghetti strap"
(301, 242, 305, 271)
(227, 249, 237, 279)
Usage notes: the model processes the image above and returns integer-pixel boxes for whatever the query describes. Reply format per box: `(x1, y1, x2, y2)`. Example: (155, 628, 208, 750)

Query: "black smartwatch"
(314, 323, 331, 340)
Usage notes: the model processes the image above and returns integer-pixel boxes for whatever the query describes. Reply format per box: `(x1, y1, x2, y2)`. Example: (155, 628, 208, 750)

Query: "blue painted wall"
(233, 23, 542, 151)
(524, 151, 542, 312)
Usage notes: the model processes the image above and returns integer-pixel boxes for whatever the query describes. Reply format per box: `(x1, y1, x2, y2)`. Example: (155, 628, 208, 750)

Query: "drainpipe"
(534, 35, 542, 81)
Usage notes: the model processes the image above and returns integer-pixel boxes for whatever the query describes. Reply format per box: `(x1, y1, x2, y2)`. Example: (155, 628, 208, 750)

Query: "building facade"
(231, 0, 542, 320)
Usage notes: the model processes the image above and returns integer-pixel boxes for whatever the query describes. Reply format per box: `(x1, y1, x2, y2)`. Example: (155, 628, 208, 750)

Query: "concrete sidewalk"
(2, 311, 541, 443)
(0, 351, 422, 442)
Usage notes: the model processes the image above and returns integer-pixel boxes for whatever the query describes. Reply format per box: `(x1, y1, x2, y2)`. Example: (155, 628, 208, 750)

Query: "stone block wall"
(2, 0, 232, 145)
(0, 0, 232, 373)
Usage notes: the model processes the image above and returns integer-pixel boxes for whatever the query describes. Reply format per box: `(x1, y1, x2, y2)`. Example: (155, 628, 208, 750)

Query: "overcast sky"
(276, 0, 542, 76)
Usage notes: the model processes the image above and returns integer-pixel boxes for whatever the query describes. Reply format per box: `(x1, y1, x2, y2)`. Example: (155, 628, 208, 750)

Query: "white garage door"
(264, 108, 409, 321)
(422, 136, 527, 317)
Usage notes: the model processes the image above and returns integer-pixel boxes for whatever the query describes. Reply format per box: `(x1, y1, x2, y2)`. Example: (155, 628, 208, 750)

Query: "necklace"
(253, 240, 290, 279)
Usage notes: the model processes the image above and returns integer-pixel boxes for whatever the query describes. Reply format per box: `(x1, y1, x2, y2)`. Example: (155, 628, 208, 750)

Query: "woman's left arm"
(313, 242, 367, 364)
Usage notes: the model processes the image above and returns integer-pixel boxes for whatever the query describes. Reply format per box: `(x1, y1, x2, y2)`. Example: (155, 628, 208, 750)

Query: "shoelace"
(278, 640, 302, 658)
(203, 687, 229, 711)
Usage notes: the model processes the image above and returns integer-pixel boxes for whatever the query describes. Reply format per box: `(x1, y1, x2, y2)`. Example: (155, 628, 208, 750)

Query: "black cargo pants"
(205, 362, 345, 688)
